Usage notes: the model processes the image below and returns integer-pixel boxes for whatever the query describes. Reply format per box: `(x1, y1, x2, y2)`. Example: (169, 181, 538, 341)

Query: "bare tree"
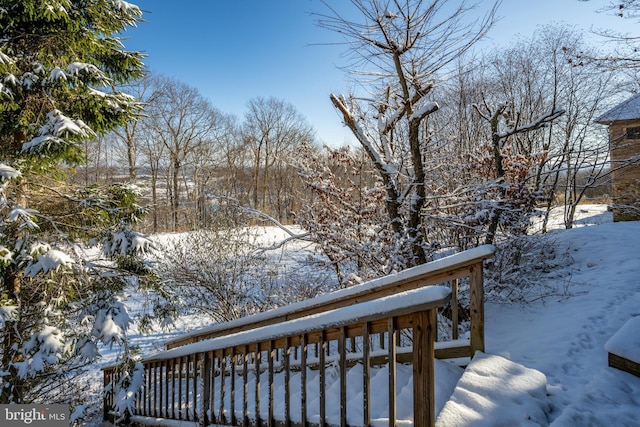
(426, 24, 619, 244)
(80, 135, 109, 185)
(472, 97, 563, 242)
(242, 97, 315, 221)
(213, 116, 254, 210)
(318, 0, 499, 267)
(182, 114, 236, 228)
(539, 28, 615, 229)
(138, 119, 167, 233)
(476, 25, 618, 232)
(144, 75, 223, 231)
(110, 74, 156, 183)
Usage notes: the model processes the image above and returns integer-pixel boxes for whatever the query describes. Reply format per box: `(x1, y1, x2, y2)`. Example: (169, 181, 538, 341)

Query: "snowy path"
(485, 220, 640, 426)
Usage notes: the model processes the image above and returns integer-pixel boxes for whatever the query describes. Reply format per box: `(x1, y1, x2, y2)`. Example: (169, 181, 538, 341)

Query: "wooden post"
(103, 370, 110, 421)
(163, 361, 168, 419)
(362, 323, 371, 427)
(284, 337, 291, 427)
(199, 353, 209, 427)
(413, 309, 436, 427)
(339, 327, 347, 427)
(192, 354, 198, 422)
(157, 362, 161, 418)
(255, 343, 262, 427)
(243, 346, 249, 427)
(219, 353, 226, 424)
(209, 350, 224, 424)
(178, 357, 184, 420)
(319, 331, 326, 427)
(301, 334, 308, 427)
(231, 351, 237, 426)
(469, 262, 485, 355)
(451, 279, 459, 340)
(134, 368, 140, 417)
(147, 362, 152, 417)
(268, 341, 275, 427)
(171, 359, 176, 419)
(388, 317, 397, 427)
(154, 362, 159, 418)
(164, 361, 169, 418)
(209, 356, 216, 425)
(151, 362, 156, 418)
(185, 357, 191, 421)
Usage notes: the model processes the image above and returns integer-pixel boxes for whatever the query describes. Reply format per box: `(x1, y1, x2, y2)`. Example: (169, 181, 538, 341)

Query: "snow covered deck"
(106, 287, 451, 427)
(103, 246, 495, 427)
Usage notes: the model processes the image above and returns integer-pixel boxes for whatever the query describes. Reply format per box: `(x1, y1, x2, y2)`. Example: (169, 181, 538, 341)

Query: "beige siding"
(609, 121, 640, 221)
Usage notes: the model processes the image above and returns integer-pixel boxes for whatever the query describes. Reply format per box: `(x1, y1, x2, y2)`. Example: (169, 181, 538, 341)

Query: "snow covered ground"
(484, 206, 640, 426)
(92, 205, 640, 426)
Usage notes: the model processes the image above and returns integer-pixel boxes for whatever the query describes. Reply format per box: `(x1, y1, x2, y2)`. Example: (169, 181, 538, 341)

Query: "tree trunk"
(172, 158, 180, 230)
(150, 162, 159, 233)
(1, 131, 27, 403)
(262, 149, 269, 212)
(127, 127, 137, 183)
(252, 143, 261, 209)
(485, 117, 506, 245)
(408, 119, 428, 266)
(1, 271, 24, 404)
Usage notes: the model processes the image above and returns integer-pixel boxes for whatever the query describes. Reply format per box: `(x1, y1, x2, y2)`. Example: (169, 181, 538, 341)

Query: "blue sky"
(122, 0, 638, 146)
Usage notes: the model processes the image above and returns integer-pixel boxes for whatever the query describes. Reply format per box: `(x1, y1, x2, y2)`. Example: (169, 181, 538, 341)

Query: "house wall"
(609, 120, 640, 221)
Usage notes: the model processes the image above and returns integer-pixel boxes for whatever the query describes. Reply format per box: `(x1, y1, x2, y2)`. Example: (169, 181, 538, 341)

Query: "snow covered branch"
(499, 108, 565, 139)
(242, 207, 312, 252)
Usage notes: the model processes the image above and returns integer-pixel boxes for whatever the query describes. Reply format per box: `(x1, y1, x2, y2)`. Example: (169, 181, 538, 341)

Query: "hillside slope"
(485, 217, 640, 425)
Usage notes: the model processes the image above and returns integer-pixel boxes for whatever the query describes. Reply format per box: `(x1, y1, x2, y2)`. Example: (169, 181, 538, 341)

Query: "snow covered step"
(436, 352, 551, 427)
(605, 316, 640, 378)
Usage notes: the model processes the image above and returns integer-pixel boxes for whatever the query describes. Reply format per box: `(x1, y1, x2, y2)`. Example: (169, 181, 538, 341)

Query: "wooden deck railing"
(103, 245, 494, 427)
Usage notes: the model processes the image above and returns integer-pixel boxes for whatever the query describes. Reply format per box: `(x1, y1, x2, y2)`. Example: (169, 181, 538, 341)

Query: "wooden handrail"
(144, 286, 451, 363)
(164, 244, 495, 350)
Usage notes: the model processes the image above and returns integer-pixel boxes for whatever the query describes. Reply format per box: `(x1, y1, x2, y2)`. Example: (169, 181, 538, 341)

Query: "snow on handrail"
(144, 285, 451, 363)
(164, 244, 495, 349)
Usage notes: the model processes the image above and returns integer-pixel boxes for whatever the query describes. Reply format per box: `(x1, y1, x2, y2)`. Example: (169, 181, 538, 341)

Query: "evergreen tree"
(0, 0, 149, 409)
